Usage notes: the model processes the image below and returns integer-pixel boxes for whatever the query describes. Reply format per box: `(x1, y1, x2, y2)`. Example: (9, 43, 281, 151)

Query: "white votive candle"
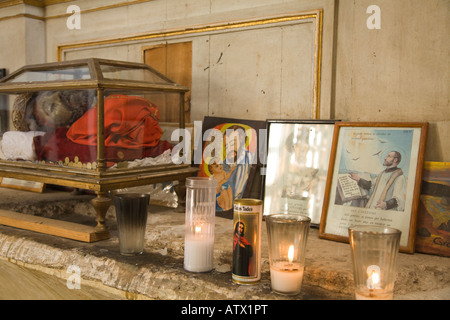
(354, 267, 393, 300)
(270, 261, 304, 295)
(184, 235, 214, 272)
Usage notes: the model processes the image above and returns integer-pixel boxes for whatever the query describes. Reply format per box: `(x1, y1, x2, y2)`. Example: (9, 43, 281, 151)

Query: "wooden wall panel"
(144, 42, 192, 123)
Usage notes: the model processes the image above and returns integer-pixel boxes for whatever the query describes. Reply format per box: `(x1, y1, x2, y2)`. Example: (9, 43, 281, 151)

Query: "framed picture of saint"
(319, 122, 428, 253)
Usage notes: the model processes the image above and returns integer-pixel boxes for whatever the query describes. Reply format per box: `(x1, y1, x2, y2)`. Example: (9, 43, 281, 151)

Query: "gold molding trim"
(314, 9, 323, 120)
(58, 10, 323, 119)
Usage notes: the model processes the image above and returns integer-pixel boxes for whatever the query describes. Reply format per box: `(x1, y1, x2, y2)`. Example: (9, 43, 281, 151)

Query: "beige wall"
(0, 0, 448, 161)
(46, 0, 335, 122)
(0, 4, 45, 72)
(334, 0, 449, 161)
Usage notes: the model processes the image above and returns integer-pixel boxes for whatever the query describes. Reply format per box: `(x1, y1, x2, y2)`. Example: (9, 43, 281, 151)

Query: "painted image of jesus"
(232, 220, 253, 277)
(199, 122, 257, 213)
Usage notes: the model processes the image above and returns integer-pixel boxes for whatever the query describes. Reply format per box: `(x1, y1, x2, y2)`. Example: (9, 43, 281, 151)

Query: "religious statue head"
(12, 90, 94, 131)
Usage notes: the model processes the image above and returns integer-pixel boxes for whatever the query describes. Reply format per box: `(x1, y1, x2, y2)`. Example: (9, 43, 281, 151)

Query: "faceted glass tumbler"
(349, 225, 401, 300)
(184, 177, 217, 272)
(265, 214, 311, 295)
(114, 193, 150, 256)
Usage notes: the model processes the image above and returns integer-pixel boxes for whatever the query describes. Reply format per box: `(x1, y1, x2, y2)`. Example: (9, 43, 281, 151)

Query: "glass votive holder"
(114, 193, 150, 256)
(184, 177, 217, 273)
(266, 214, 311, 295)
(348, 225, 401, 300)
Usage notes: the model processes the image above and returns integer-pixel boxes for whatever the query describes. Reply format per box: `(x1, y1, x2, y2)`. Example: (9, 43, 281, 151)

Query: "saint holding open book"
(336, 150, 407, 211)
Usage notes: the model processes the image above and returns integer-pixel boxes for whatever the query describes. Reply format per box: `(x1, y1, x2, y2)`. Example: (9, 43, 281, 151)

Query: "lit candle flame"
(288, 245, 294, 263)
(366, 265, 381, 289)
(195, 225, 202, 233)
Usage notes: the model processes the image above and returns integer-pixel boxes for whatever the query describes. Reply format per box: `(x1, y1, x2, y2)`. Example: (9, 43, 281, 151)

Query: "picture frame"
(198, 116, 266, 219)
(262, 119, 337, 226)
(415, 161, 450, 257)
(319, 122, 428, 253)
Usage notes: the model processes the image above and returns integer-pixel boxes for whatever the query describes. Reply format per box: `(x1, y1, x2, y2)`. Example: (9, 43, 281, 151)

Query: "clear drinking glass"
(114, 193, 150, 256)
(266, 214, 311, 295)
(184, 177, 217, 272)
(348, 225, 401, 300)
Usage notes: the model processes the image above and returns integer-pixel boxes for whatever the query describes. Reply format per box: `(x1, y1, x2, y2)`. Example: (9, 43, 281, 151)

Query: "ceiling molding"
(0, 0, 74, 8)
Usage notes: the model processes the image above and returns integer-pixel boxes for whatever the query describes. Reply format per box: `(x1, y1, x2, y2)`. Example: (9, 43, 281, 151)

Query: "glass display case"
(0, 58, 198, 240)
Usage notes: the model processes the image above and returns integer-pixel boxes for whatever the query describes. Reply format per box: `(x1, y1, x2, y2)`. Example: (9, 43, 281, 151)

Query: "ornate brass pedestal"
(91, 192, 111, 232)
